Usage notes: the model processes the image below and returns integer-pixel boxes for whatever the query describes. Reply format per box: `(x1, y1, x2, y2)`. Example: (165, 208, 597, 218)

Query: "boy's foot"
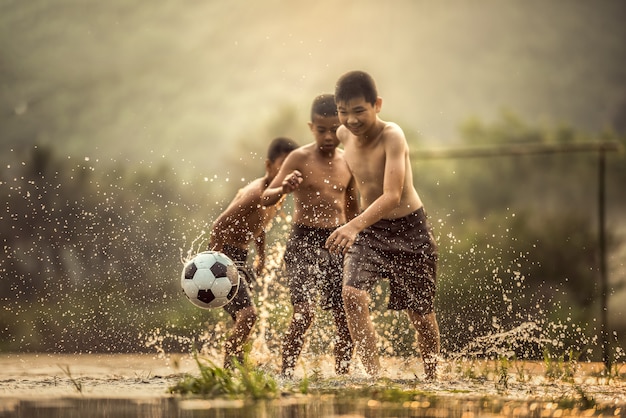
(335, 358, 351, 375)
(280, 368, 294, 380)
(424, 362, 437, 381)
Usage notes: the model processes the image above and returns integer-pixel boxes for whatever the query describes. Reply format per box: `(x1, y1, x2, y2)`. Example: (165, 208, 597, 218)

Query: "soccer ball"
(181, 251, 240, 309)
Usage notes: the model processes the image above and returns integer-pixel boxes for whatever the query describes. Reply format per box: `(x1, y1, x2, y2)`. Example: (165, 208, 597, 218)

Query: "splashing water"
(1, 146, 621, 395)
(0, 146, 256, 353)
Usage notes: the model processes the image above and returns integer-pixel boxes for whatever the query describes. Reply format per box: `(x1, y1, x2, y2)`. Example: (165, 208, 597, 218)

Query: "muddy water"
(1, 353, 625, 417)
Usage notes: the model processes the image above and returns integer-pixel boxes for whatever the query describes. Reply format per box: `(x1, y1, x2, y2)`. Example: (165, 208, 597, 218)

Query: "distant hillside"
(1, 0, 625, 178)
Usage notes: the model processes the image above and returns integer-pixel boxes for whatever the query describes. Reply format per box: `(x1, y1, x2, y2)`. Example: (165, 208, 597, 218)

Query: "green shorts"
(343, 207, 438, 314)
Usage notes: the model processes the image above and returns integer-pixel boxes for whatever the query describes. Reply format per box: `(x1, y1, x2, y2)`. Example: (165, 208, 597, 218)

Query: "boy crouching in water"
(210, 137, 298, 368)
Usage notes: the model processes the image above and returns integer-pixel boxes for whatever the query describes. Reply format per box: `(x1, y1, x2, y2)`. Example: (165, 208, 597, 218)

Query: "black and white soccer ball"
(181, 251, 240, 309)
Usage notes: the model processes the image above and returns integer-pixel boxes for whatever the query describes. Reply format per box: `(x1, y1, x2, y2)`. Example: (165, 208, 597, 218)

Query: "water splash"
(1, 146, 618, 377)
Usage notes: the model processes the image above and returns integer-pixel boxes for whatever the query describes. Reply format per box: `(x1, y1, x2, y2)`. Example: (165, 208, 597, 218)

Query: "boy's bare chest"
(344, 143, 385, 182)
(300, 157, 351, 191)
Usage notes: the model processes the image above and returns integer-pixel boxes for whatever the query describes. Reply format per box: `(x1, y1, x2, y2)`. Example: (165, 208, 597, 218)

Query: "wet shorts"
(343, 207, 438, 314)
(283, 224, 344, 310)
(221, 244, 254, 320)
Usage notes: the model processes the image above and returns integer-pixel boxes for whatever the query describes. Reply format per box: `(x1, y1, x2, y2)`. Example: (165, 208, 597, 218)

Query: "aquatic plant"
(58, 364, 83, 394)
(168, 354, 278, 400)
(495, 356, 510, 391)
(513, 357, 530, 383)
(543, 349, 579, 382)
(297, 365, 323, 395)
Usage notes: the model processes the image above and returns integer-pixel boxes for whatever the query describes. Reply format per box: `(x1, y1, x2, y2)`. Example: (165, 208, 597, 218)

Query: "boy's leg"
(281, 302, 315, 377)
(330, 305, 353, 375)
(407, 310, 440, 380)
(342, 285, 380, 377)
(224, 306, 257, 369)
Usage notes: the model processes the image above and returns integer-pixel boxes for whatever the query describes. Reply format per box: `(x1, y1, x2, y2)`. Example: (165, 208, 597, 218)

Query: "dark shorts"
(344, 207, 438, 314)
(221, 244, 254, 320)
(283, 224, 344, 310)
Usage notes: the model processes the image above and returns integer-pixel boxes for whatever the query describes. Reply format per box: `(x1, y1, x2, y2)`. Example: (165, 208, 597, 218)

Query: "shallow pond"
(5, 396, 615, 418)
(1, 353, 625, 417)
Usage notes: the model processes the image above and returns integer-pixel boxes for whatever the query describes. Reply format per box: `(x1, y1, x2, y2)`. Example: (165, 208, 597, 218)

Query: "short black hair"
(310, 94, 337, 121)
(267, 137, 298, 162)
(335, 70, 378, 105)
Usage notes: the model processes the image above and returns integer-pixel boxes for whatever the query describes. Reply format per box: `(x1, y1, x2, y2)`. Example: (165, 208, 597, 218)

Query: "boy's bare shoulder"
(381, 121, 409, 146)
(382, 121, 404, 136)
(237, 177, 266, 200)
(285, 143, 316, 162)
(299, 143, 318, 155)
(337, 125, 350, 140)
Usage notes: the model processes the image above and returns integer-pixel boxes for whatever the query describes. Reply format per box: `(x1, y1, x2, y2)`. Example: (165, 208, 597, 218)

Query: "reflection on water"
(1, 398, 171, 418)
(2, 354, 626, 417)
(1, 395, 623, 418)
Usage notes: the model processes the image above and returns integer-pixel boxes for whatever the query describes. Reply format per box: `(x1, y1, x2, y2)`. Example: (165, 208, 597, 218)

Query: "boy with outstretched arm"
(210, 137, 298, 368)
(325, 71, 440, 380)
(262, 94, 359, 378)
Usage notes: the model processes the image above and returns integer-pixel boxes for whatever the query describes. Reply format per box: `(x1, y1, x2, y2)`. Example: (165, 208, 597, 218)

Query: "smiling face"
(336, 95, 381, 137)
(309, 114, 340, 155)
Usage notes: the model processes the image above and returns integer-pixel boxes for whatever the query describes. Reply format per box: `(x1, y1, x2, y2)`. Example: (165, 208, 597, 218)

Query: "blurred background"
(1, 0, 625, 362)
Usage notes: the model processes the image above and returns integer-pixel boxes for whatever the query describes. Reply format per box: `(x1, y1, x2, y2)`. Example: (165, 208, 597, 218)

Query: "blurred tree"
(0, 112, 623, 360)
(413, 112, 624, 360)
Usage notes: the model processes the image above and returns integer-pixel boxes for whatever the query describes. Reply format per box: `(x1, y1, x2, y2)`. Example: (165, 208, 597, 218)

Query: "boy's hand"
(325, 223, 358, 255)
(282, 170, 303, 194)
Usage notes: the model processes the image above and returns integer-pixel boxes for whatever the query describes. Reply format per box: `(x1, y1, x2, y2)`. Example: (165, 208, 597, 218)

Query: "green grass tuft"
(168, 354, 278, 400)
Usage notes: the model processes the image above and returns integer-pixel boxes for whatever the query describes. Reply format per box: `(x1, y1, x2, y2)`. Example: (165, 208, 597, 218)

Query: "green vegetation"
(169, 354, 278, 400)
(416, 115, 626, 361)
(169, 356, 439, 402)
(543, 349, 580, 382)
(168, 354, 625, 416)
(58, 364, 83, 394)
(0, 114, 625, 365)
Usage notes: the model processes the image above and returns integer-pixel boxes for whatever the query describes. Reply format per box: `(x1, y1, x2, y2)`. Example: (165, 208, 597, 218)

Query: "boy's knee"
(342, 285, 366, 306)
(342, 285, 356, 299)
(409, 311, 438, 334)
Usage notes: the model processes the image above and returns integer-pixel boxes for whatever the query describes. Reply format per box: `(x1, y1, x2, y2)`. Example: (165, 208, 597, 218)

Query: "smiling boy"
(325, 71, 440, 380)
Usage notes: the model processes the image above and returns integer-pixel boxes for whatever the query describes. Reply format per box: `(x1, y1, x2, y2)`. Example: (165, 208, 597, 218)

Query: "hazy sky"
(1, 0, 625, 174)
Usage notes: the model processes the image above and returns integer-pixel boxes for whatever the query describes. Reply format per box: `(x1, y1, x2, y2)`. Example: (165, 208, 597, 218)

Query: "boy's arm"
(357, 132, 406, 224)
(327, 128, 407, 253)
(261, 153, 303, 206)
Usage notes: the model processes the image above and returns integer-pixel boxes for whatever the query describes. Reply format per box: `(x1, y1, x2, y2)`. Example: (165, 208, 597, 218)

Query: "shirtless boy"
(262, 94, 359, 378)
(325, 71, 440, 380)
(210, 137, 298, 368)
